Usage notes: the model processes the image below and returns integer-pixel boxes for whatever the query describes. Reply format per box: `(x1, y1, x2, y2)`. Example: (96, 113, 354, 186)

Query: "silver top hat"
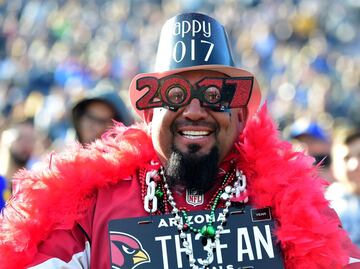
(155, 13, 235, 72)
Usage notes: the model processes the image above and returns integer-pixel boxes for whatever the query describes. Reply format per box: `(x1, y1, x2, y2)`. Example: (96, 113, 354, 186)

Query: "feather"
(0, 123, 156, 268)
(238, 105, 349, 268)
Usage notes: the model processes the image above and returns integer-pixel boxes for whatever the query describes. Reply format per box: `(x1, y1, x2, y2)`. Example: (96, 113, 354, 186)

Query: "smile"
(179, 130, 212, 139)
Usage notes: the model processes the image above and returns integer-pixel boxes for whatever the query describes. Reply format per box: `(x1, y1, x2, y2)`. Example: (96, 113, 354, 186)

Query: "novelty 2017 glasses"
(135, 75, 254, 112)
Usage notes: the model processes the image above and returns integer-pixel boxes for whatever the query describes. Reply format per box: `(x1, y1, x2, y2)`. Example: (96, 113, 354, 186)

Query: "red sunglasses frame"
(135, 75, 254, 112)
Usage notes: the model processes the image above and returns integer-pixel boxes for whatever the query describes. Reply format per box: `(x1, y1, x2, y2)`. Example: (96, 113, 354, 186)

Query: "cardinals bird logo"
(110, 231, 151, 269)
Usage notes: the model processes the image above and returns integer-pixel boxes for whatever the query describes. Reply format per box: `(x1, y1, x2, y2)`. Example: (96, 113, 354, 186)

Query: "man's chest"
(89, 181, 284, 269)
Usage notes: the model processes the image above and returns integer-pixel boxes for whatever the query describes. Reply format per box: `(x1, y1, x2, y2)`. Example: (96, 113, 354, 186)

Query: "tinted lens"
(204, 86, 221, 104)
(166, 86, 187, 105)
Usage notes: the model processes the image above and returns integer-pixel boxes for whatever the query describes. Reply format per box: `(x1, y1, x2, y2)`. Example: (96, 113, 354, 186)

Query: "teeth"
(181, 130, 210, 137)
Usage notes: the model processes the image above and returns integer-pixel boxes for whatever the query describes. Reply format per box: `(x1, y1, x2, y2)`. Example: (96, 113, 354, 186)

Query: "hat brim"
(129, 64, 261, 120)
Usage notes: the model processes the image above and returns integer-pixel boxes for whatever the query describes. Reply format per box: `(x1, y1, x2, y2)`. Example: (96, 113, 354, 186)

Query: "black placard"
(251, 208, 272, 222)
(108, 206, 284, 269)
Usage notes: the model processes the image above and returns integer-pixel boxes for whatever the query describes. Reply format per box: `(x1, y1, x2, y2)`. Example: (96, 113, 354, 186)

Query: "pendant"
(200, 224, 216, 238)
(186, 189, 204, 206)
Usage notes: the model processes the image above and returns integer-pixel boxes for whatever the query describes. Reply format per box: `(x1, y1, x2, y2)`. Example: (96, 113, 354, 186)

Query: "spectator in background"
(289, 118, 335, 183)
(327, 130, 360, 247)
(71, 88, 133, 144)
(0, 119, 37, 180)
(0, 119, 37, 208)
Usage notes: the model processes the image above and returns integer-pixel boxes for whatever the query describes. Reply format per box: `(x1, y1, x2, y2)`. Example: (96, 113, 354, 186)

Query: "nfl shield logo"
(186, 189, 204, 206)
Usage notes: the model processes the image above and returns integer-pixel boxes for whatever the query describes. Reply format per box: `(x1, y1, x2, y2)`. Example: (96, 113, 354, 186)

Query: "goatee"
(164, 145, 219, 193)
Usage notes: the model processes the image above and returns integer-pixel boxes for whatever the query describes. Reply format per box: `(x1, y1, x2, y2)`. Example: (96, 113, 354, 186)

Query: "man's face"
(9, 123, 36, 166)
(344, 138, 360, 193)
(150, 70, 248, 165)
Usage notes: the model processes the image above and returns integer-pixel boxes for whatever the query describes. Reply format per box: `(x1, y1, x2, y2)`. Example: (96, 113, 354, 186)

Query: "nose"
(182, 99, 208, 121)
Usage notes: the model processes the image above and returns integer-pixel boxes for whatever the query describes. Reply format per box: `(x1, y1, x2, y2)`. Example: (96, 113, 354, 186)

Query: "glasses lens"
(204, 86, 221, 104)
(166, 86, 187, 105)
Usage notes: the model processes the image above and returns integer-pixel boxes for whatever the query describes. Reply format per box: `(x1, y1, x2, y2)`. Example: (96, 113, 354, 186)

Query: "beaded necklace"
(140, 165, 248, 269)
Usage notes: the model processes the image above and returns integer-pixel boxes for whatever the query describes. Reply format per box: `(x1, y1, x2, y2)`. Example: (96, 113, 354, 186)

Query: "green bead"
(155, 189, 164, 198)
(206, 225, 216, 237)
(200, 225, 216, 237)
(200, 225, 207, 236)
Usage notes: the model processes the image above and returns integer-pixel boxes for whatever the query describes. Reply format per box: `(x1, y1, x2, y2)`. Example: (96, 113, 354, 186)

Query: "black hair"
(345, 131, 360, 145)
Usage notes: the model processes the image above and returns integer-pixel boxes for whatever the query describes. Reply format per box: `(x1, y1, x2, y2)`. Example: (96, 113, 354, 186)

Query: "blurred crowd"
(0, 0, 359, 245)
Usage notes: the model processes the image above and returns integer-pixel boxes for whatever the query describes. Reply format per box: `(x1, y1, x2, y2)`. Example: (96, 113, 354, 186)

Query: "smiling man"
(149, 70, 249, 192)
(1, 13, 360, 269)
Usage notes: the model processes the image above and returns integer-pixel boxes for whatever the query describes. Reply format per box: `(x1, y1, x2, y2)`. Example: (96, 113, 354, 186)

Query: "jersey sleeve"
(26, 223, 90, 269)
(344, 235, 360, 268)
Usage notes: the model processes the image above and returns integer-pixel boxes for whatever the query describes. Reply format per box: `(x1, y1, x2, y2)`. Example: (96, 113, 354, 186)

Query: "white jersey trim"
(28, 241, 91, 269)
(349, 256, 360, 264)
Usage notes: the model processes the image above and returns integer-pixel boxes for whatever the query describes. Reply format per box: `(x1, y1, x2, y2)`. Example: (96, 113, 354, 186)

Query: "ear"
(143, 109, 154, 125)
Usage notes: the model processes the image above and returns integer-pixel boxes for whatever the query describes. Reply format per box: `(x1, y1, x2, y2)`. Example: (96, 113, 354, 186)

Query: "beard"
(164, 144, 219, 193)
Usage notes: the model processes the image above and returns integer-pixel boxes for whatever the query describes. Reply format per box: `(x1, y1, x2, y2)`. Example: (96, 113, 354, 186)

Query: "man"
(71, 88, 134, 144)
(328, 130, 360, 247)
(0, 119, 37, 180)
(289, 119, 335, 183)
(0, 119, 37, 209)
(0, 13, 359, 269)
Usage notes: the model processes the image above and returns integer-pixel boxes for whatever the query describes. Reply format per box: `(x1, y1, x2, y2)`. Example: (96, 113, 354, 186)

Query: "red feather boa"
(0, 106, 354, 268)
